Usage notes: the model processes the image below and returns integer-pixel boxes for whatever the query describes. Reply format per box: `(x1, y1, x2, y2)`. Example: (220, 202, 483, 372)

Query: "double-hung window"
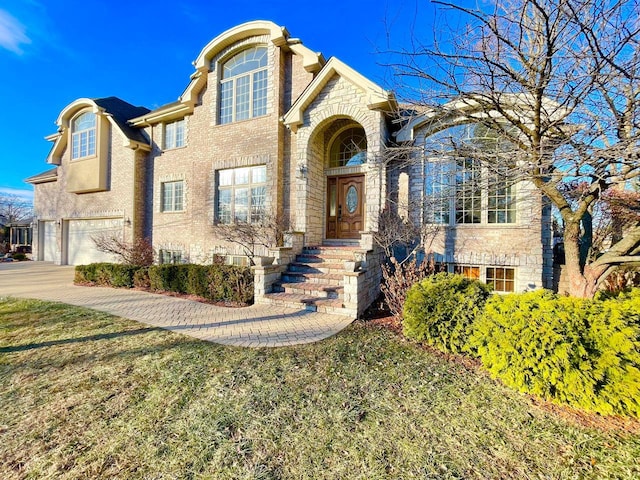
(71, 112, 96, 159)
(217, 165, 266, 223)
(161, 180, 184, 212)
(219, 46, 268, 124)
(164, 119, 185, 149)
(160, 250, 182, 264)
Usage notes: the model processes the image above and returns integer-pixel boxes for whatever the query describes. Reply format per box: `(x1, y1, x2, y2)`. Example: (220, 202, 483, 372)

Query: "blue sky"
(0, 0, 439, 201)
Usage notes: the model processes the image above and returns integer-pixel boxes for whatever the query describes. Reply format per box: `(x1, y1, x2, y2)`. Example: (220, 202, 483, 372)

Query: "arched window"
(219, 46, 268, 124)
(329, 127, 367, 168)
(71, 111, 96, 159)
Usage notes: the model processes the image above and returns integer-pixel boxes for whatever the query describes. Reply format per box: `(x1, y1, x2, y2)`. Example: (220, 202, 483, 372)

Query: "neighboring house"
(27, 21, 553, 316)
(7, 217, 33, 253)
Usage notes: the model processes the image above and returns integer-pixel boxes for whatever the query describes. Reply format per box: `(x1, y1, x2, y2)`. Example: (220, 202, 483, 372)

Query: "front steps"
(263, 244, 361, 315)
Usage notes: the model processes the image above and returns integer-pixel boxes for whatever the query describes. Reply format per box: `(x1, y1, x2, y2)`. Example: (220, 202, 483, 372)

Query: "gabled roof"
(395, 94, 567, 142)
(47, 97, 151, 164)
(25, 167, 58, 184)
(282, 57, 396, 132)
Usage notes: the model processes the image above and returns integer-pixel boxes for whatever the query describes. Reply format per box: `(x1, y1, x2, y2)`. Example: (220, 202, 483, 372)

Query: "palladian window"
(71, 112, 96, 159)
(219, 46, 268, 124)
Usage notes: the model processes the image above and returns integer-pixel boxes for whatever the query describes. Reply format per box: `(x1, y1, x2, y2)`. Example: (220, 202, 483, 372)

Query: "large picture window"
(71, 112, 96, 159)
(423, 124, 516, 225)
(217, 165, 266, 223)
(219, 46, 268, 124)
(161, 180, 184, 212)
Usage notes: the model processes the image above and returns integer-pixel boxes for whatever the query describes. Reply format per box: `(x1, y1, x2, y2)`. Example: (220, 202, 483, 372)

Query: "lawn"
(1, 298, 639, 479)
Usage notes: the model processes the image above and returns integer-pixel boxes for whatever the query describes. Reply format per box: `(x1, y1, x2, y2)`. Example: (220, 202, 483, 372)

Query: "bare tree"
(389, 0, 640, 297)
(93, 235, 155, 266)
(0, 194, 32, 223)
(212, 213, 286, 266)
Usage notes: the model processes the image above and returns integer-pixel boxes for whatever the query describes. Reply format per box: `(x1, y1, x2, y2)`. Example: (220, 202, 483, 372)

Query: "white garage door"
(67, 218, 123, 265)
(41, 221, 57, 262)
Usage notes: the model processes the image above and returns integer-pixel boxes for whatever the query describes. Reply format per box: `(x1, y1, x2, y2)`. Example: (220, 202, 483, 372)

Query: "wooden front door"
(326, 175, 365, 239)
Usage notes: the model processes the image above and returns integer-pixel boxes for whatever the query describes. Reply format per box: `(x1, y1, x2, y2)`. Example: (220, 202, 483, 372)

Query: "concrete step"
(280, 271, 343, 286)
(273, 282, 343, 299)
(288, 262, 346, 275)
(262, 292, 351, 315)
(302, 246, 366, 258)
(296, 253, 356, 263)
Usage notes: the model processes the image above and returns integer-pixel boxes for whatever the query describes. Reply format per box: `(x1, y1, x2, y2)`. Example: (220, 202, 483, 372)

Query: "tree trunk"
(562, 221, 598, 298)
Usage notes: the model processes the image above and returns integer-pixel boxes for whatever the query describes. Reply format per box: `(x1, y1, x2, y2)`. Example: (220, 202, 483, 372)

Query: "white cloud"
(0, 9, 31, 54)
(0, 187, 34, 202)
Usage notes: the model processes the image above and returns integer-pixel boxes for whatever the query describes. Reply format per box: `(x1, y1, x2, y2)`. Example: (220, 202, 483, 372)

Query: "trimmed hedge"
(470, 289, 640, 417)
(403, 273, 492, 354)
(75, 263, 254, 305)
(75, 263, 139, 288)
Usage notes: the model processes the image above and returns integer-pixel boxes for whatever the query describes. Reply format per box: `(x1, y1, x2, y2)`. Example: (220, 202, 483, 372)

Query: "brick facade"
(28, 20, 554, 315)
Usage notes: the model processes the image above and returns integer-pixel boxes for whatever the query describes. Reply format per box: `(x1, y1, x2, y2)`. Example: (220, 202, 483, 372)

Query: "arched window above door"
(329, 127, 367, 168)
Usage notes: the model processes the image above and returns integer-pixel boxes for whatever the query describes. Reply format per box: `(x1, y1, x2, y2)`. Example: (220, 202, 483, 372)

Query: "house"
(7, 217, 33, 253)
(26, 21, 553, 317)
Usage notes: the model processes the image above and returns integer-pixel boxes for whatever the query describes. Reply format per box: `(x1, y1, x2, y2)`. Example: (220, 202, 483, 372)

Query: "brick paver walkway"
(0, 262, 354, 347)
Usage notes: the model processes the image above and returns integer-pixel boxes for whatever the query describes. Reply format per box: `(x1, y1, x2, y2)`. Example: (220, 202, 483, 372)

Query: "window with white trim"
(423, 124, 516, 225)
(424, 160, 453, 224)
(161, 180, 184, 212)
(71, 112, 96, 159)
(488, 169, 516, 223)
(217, 165, 266, 223)
(160, 250, 182, 264)
(164, 119, 185, 149)
(219, 46, 268, 124)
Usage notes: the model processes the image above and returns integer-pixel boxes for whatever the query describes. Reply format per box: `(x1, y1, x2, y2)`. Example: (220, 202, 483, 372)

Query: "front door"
(326, 175, 365, 239)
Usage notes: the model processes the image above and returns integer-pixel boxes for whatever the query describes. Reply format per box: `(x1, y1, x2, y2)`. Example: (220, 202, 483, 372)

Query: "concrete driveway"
(0, 262, 354, 347)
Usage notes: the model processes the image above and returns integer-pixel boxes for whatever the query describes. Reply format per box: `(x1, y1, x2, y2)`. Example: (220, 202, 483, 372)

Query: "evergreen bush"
(470, 289, 640, 417)
(76, 263, 253, 305)
(403, 273, 491, 353)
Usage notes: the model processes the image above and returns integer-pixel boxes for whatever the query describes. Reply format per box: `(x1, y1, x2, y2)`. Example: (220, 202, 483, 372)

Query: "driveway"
(0, 262, 354, 347)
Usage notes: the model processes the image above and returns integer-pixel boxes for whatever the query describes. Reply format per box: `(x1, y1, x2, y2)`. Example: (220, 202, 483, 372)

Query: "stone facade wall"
(291, 75, 388, 245)
(386, 134, 554, 291)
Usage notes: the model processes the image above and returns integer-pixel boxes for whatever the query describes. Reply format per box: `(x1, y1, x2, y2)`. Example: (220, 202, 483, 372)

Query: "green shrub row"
(75, 263, 140, 288)
(402, 274, 640, 417)
(75, 263, 254, 305)
(471, 289, 640, 417)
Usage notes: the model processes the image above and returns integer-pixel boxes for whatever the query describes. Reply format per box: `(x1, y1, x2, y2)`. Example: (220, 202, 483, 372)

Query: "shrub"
(133, 267, 150, 288)
(470, 289, 640, 417)
(403, 273, 492, 354)
(148, 264, 253, 304)
(75, 263, 139, 288)
(12, 253, 27, 261)
(76, 262, 253, 305)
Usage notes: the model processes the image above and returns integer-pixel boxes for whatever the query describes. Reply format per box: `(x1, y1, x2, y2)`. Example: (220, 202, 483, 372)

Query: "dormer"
(46, 97, 150, 194)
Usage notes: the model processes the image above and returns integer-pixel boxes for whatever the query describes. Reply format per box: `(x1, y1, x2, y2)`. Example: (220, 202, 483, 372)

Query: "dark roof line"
(93, 97, 151, 145)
